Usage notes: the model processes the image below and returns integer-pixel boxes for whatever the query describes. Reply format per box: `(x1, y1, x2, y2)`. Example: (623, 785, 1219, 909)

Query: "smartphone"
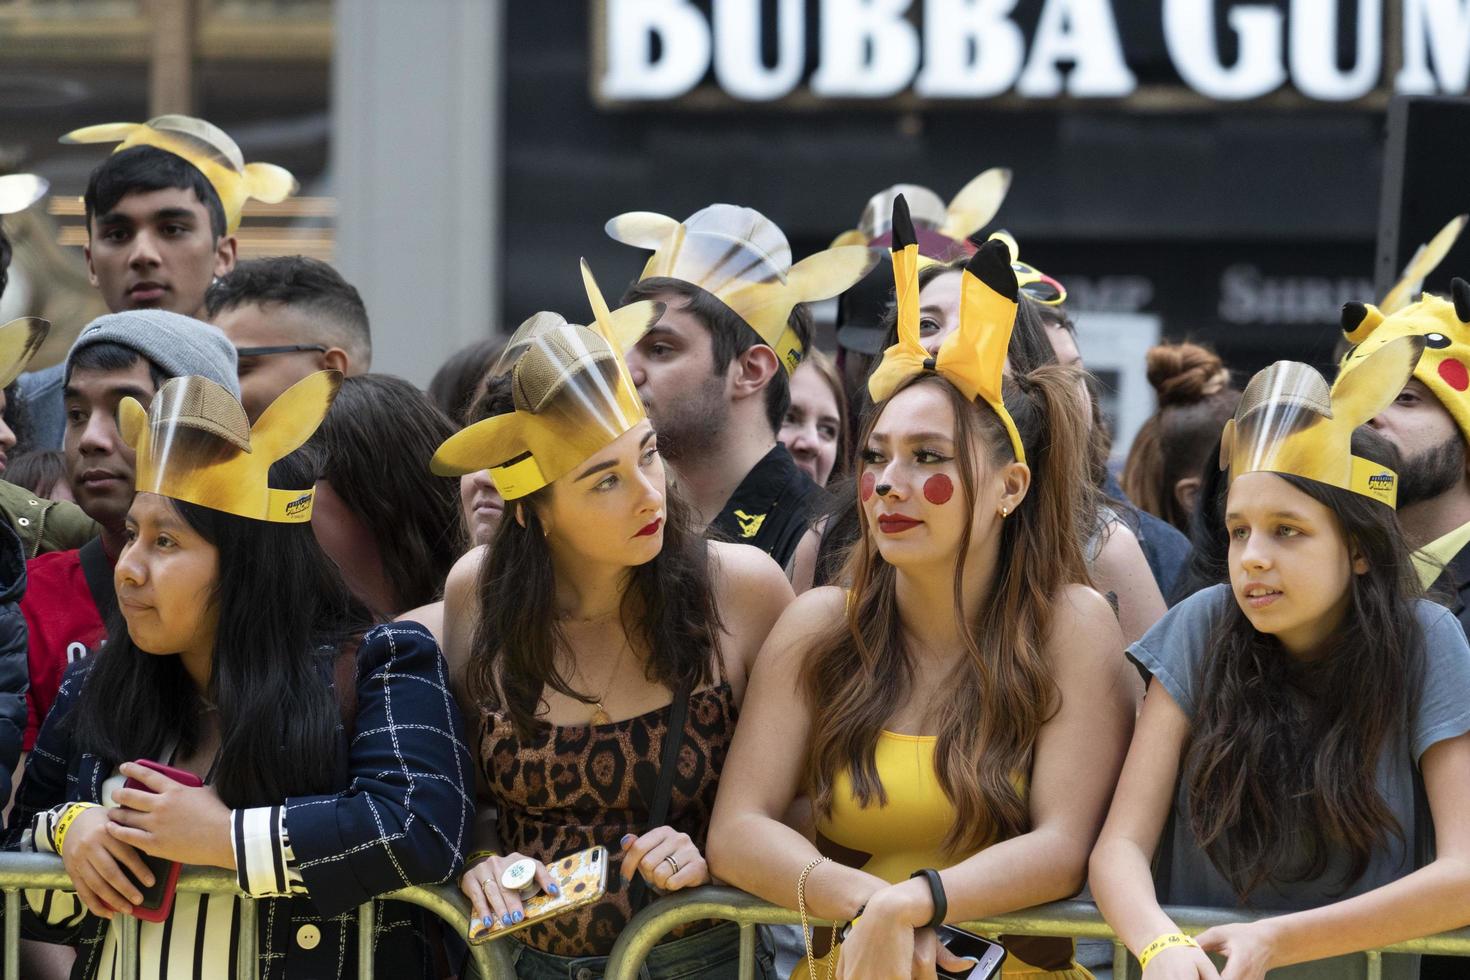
(468, 845, 609, 944)
(120, 759, 203, 923)
(937, 926, 1006, 980)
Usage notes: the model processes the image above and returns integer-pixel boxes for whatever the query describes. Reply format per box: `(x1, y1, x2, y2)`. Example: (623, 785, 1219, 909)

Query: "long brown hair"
(467, 378, 723, 738)
(1184, 447, 1423, 901)
(802, 366, 1096, 851)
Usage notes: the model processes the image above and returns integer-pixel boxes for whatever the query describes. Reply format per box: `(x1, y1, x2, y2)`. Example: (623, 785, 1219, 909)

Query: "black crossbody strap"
(629, 676, 695, 911)
(78, 538, 118, 626)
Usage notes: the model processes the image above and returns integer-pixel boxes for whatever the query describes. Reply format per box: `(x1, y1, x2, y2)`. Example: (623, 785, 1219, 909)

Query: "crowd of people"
(0, 113, 1466, 980)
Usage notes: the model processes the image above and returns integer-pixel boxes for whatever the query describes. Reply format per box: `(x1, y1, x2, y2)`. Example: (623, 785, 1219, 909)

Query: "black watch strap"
(909, 868, 947, 930)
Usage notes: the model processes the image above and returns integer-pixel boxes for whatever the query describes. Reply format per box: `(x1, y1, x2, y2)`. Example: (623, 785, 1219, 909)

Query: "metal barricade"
(0, 850, 517, 980)
(602, 885, 1470, 980)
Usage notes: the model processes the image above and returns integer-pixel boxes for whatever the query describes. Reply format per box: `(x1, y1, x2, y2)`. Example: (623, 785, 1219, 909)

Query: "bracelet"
(466, 849, 498, 866)
(1138, 932, 1199, 971)
(909, 868, 947, 931)
(53, 802, 101, 857)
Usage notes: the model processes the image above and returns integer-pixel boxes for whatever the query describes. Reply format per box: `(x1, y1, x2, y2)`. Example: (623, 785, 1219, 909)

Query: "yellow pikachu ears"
(62, 115, 297, 234)
(123, 371, 340, 523)
(0, 318, 49, 389)
(940, 167, 1013, 242)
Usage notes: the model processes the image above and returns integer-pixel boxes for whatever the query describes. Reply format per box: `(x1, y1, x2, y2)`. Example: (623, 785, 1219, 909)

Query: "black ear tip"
(1453, 278, 1470, 323)
(1341, 301, 1368, 332)
(964, 239, 1019, 302)
(891, 194, 915, 251)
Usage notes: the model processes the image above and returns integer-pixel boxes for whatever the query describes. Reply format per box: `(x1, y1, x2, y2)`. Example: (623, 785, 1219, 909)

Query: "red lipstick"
(877, 514, 923, 534)
(635, 518, 663, 537)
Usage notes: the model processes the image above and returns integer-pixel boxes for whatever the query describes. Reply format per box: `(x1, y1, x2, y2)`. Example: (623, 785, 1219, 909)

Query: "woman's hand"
(1142, 944, 1223, 980)
(619, 826, 710, 893)
(834, 918, 975, 980)
(1197, 921, 1280, 980)
(104, 762, 234, 869)
(60, 805, 154, 920)
(459, 852, 560, 932)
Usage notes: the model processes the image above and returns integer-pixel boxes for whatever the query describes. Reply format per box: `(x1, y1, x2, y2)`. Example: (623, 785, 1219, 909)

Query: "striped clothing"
(8, 622, 474, 980)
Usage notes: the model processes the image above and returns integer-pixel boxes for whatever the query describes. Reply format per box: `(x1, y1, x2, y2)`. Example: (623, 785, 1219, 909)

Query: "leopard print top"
(481, 683, 737, 956)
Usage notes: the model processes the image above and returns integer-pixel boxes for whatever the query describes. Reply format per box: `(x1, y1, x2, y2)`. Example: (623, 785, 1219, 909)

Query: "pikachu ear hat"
(1222, 336, 1425, 509)
(430, 262, 658, 500)
(121, 371, 340, 523)
(868, 193, 1027, 465)
(62, 115, 297, 235)
(607, 203, 878, 374)
(0, 317, 50, 388)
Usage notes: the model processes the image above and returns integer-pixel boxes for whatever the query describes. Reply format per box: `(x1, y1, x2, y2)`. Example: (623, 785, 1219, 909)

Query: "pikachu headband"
(0, 317, 49, 389)
(62, 115, 297, 235)
(868, 195, 1027, 464)
(1221, 336, 1424, 508)
(121, 371, 340, 523)
(430, 262, 656, 500)
(606, 203, 877, 374)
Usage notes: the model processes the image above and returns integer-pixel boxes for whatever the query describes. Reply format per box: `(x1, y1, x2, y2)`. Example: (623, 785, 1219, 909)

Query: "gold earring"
(1000, 506, 1009, 517)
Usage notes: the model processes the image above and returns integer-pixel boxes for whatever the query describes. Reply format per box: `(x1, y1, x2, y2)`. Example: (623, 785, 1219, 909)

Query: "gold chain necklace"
(567, 634, 631, 725)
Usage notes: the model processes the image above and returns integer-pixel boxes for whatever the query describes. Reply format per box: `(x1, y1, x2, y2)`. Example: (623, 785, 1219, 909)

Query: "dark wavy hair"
(312, 374, 466, 614)
(1184, 433, 1422, 902)
(468, 375, 723, 739)
(73, 449, 372, 808)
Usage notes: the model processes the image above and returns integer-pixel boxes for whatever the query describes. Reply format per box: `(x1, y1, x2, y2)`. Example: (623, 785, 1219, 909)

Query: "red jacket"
(20, 549, 106, 750)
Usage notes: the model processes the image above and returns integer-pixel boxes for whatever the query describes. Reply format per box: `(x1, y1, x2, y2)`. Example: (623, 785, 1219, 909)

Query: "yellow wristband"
(1138, 933, 1199, 971)
(52, 802, 101, 857)
(466, 850, 498, 866)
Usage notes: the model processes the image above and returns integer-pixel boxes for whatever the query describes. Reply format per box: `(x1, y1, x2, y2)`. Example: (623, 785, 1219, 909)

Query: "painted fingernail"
(502, 913, 513, 926)
(620, 834, 635, 846)
(481, 915, 492, 928)
(512, 911, 524, 923)
(548, 883, 561, 897)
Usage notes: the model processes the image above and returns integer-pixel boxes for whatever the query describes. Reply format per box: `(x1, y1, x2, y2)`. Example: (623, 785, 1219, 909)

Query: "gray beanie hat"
(65, 310, 240, 397)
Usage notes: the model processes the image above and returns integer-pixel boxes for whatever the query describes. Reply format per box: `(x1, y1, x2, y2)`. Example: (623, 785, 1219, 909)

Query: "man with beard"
(610, 204, 875, 571)
(1343, 281, 1470, 634)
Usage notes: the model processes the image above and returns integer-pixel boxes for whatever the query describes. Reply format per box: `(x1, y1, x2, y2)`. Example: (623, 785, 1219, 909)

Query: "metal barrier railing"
(602, 885, 1470, 980)
(0, 851, 516, 980)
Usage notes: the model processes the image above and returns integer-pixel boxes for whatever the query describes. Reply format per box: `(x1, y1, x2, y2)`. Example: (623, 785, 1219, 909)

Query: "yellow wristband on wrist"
(1138, 933, 1199, 970)
(466, 849, 498, 866)
(52, 802, 101, 857)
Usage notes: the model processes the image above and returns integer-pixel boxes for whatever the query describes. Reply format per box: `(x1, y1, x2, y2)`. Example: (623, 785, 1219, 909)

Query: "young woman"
(8, 372, 474, 979)
(1091, 343, 1470, 980)
(709, 226, 1138, 980)
(780, 349, 849, 490)
(436, 292, 794, 979)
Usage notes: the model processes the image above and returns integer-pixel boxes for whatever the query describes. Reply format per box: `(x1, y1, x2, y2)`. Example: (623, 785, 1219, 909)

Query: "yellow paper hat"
(833, 168, 1013, 249)
(1379, 214, 1468, 315)
(0, 174, 48, 216)
(868, 194, 1027, 464)
(0, 318, 50, 388)
(1221, 336, 1424, 508)
(606, 203, 877, 374)
(121, 371, 340, 523)
(430, 262, 650, 500)
(61, 115, 297, 234)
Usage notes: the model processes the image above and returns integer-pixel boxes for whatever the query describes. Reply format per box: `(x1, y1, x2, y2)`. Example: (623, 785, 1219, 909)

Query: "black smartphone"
(937, 926, 1006, 980)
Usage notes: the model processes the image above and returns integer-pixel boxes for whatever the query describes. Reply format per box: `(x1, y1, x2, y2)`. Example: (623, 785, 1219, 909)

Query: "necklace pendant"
(591, 704, 612, 725)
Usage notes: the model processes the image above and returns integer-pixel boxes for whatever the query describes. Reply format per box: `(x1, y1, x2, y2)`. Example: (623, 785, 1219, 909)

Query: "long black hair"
(74, 450, 372, 808)
(1184, 430, 1422, 901)
(469, 375, 723, 739)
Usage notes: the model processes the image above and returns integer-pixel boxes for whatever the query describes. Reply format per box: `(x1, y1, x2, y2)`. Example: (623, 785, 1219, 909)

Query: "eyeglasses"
(235, 344, 328, 358)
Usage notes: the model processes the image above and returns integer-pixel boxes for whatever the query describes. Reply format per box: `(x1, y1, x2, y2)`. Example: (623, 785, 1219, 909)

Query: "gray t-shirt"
(1128, 584, 1470, 979)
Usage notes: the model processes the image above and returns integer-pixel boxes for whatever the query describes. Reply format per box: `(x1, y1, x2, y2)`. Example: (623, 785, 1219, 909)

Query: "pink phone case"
(120, 759, 203, 923)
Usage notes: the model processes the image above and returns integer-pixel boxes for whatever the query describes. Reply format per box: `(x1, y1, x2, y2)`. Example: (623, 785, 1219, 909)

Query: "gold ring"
(481, 876, 497, 894)
(663, 854, 680, 876)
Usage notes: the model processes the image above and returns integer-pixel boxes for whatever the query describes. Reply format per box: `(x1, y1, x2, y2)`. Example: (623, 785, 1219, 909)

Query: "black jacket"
(1432, 540, 1470, 639)
(0, 519, 28, 807)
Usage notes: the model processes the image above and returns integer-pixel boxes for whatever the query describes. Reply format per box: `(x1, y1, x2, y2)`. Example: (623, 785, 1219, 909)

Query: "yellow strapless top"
(812, 731, 1092, 980)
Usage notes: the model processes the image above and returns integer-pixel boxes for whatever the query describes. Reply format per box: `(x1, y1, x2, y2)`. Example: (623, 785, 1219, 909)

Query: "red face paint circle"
(923, 474, 954, 506)
(1440, 358, 1469, 392)
(860, 472, 876, 502)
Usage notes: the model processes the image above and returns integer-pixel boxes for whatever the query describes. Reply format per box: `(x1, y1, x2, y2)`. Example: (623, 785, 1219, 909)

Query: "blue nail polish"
(548, 883, 561, 897)
(621, 834, 635, 845)
(502, 913, 514, 926)
(482, 915, 492, 928)
(513, 911, 524, 923)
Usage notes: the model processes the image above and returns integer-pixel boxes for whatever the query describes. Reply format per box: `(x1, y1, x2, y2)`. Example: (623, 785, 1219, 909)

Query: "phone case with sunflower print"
(468, 845, 610, 944)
